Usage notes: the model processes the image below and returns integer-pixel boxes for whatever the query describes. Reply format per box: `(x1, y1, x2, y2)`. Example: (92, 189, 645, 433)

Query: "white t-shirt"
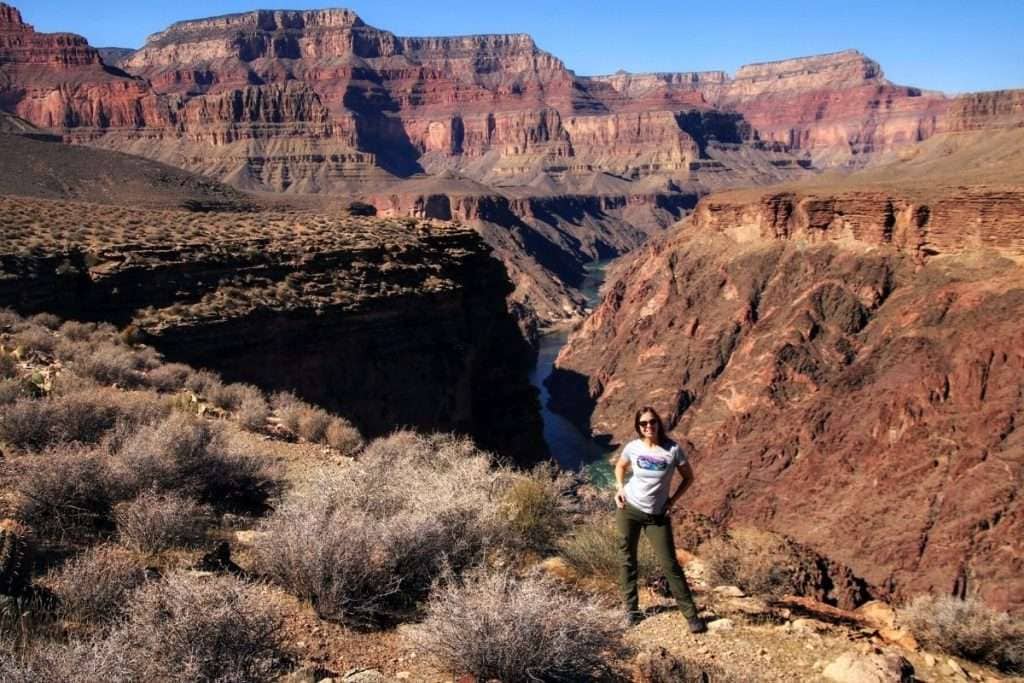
(619, 438, 686, 514)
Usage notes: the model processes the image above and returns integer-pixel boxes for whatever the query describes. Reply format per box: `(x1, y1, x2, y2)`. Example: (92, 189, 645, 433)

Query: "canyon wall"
(548, 151, 1024, 612)
(0, 194, 545, 464)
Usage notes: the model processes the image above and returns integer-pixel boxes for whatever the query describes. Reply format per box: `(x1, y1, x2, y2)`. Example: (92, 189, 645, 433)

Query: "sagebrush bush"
(105, 572, 286, 681)
(29, 313, 61, 330)
(325, 417, 363, 453)
(114, 489, 212, 553)
(297, 408, 331, 443)
(184, 369, 221, 396)
(500, 463, 574, 553)
(0, 640, 133, 683)
(559, 516, 659, 588)
(412, 569, 625, 682)
(76, 342, 142, 386)
(112, 413, 273, 512)
(0, 388, 165, 451)
(46, 544, 148, 625)
(12, 448, 116, 542)
(900, 595, 1024, 673)
(255, 431, 505, 626)
(57, 320, 97, 342)
(12, 326, 55, 355)
(144, 362, 191, 392)
(208, 382, 259, 411)
(237, 392, 271, 432)
(699, 528, 806, 598)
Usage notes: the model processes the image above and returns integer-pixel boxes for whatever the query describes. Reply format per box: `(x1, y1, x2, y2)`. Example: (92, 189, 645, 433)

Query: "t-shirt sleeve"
(673, 444, 688, 466)
(617, 441, 633, 465)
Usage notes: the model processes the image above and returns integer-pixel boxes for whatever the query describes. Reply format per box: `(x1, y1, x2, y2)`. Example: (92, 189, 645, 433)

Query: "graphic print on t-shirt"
(636, 454, 669, 471)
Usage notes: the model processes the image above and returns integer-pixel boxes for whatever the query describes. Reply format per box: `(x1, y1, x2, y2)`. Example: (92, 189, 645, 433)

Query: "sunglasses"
(638, 419, 657, 427)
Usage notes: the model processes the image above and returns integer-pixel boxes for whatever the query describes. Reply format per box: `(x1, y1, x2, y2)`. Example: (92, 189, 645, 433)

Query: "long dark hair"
(634, 406, 668, 445)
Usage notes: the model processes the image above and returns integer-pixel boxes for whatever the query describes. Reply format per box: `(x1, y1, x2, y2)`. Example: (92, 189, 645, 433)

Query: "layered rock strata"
(548, 156, 1024, 612)
(0, 195, 545, 464)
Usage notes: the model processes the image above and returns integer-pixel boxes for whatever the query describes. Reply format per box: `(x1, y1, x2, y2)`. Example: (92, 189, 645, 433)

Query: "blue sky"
(13, 0, 1024, 93)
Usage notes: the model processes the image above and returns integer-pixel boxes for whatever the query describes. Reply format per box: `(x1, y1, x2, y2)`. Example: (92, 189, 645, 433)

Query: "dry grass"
(411, 569, 626, 682)
(558, 516, 660, 590)
(900, 595, 1024, 673)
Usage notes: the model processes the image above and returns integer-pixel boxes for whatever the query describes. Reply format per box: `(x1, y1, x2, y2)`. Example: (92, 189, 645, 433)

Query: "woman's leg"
(616, 504, 644, 616)
(644, 515, 699, 620)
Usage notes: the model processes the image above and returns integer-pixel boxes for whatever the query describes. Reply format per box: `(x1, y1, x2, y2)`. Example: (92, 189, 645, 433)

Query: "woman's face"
(638, 412, 659, 439)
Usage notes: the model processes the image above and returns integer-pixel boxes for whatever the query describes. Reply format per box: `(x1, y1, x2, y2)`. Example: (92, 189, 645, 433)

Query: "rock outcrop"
(548, 131, 1024, 613)
(0, 195, 545, 464)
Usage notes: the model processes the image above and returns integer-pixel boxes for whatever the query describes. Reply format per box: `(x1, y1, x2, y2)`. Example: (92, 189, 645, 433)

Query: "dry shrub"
(699, 527, 812, 599)
(29, 313, 61, 330)
(76, 343, 142, 386)
(184, 369, 221, 397)
(105, 572, 286, 681)
(46, 544, 148, 625)
(325, 417, 363, 453)
(499, 463, 574, 553)
(144, 362, 191, 392)
(559, 516, 659, 588)
(0, 388, 165, 452)
(900, 595, 1024, 673)
(11, 327, 55, 355)
(114, 489, 212, 553)
(0, 351, 17, 379)
(14, 395, 120, 449)
(112, 413, 273, 512)
(57, 320, 96, 342)
(0, 640, 133, 683)
(11, 447, 116, 542)
(208, 382, 260, 411)
(412, 569, 625, 682)
(297, 409, 330, 443)
(0, 378, 30, 405)
(237, 392, 271, 432)
(0, 307, 20, 330)
(254, 431, 505, 626)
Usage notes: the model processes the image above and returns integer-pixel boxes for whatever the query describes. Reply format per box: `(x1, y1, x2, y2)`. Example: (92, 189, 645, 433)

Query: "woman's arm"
(614, 456, 630, 508)
(665, 461, 694, 510)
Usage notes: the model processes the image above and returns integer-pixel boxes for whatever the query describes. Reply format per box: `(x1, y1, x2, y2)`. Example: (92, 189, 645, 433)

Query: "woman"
(614, 406, 706, 633)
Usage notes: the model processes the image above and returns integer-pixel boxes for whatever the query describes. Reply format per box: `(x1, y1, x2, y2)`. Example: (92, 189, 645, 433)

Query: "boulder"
(822, 652, 914, 683)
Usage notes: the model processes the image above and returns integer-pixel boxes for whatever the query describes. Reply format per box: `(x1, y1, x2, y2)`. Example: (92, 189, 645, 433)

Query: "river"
(528, 260, 616, 486)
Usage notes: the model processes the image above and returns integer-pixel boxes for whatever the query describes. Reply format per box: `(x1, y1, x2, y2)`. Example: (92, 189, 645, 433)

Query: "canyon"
(4, 2, 1022, 330)
(2, 1, 1024, 619)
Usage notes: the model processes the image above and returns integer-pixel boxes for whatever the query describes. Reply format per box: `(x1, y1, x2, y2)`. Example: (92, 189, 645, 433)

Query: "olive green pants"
(617, 502, 699, 619)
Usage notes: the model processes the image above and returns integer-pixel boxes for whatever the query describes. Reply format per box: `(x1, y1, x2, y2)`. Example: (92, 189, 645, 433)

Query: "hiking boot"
(687, 616, 707, 634)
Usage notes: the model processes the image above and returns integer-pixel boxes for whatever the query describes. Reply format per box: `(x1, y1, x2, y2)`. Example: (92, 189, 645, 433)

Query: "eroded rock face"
(548, 167, 1024, 612)
(0, 196, 545, 465)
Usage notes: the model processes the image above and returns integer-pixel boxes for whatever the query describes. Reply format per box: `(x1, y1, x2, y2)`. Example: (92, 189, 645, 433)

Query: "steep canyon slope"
(549, 127, 1024, 613)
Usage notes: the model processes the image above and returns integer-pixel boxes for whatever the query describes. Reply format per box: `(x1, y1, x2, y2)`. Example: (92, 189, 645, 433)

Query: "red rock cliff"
(548, 145, 1024, 612)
